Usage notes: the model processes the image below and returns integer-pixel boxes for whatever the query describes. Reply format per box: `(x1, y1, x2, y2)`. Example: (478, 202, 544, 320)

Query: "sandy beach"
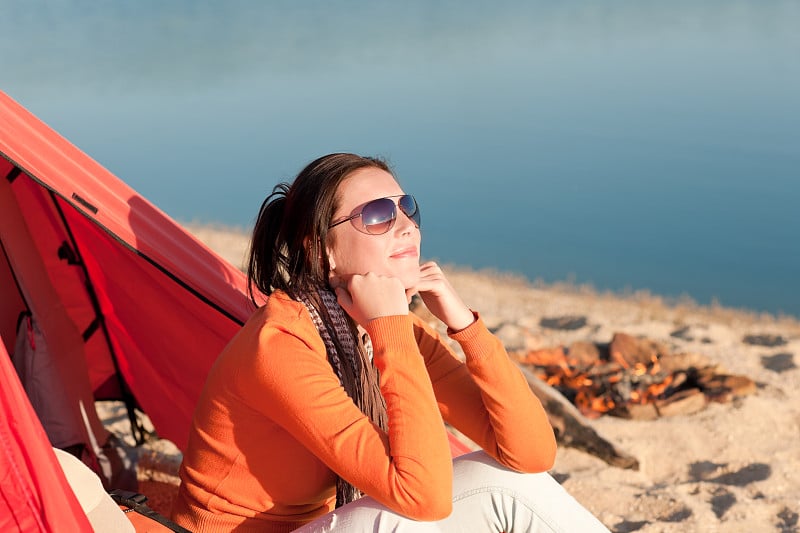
(439, 268, 800, 533)
(120, 224, 800, 532)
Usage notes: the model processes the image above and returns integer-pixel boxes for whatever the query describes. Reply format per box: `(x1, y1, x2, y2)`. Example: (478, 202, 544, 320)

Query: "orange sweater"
(171, 291, 556, 532)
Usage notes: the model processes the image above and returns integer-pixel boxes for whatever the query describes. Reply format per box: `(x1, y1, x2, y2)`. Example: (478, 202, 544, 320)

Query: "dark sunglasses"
(329, 194, 420, 235)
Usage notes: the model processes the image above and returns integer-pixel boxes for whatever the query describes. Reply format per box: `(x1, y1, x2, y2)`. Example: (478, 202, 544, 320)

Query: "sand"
(113, 224, 800, 532)
(440, 268, 800, 533)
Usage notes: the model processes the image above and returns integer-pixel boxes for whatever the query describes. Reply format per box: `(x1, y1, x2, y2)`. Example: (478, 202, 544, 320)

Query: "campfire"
(512, 333, 756, 420)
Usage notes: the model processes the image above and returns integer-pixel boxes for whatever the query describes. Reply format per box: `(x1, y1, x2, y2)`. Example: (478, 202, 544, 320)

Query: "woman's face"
(326, 167, 421, 289)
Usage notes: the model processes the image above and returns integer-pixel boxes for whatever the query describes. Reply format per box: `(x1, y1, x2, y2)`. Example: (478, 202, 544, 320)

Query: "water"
(2, 1, 798, 317)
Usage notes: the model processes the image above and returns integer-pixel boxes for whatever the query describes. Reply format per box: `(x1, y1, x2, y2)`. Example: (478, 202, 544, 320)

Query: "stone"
(567, 341, 601, 366)
(700, 374, 757, 402)
(658, 352, 715, 374)
(609, 332, 669, 368)
(670, 325, 693, 341)
(539, 315, 587, 330)
(742, 334, 788, 347)
(618, 402, 659, 421)
(760, 353, 796, 373)
(518, 346, 567, 366)
(655, 389, 707, 417)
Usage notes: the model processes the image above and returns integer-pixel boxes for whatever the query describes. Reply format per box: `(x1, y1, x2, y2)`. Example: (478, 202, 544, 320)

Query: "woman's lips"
(390, 246, 418, 259)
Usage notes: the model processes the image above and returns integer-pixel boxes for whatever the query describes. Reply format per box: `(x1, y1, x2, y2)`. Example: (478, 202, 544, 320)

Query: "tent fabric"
(0, 92, 251, 317)
(1, 176, 112, 454)
(0, 338, 93, 532)
(0, 90, 254, 451)
(0, 90, 471, 530)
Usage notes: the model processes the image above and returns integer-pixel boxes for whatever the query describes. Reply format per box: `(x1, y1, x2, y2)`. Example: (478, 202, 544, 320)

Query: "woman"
(171, 153, 609, 532)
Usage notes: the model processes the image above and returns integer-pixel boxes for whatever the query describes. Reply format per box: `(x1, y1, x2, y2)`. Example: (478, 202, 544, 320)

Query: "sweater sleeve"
(414, 313, 557, 473)
(237, 312, 453, 521)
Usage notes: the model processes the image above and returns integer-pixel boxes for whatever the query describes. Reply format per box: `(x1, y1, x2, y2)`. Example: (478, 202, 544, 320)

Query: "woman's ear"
(326, 244, 337, 271)
(304, 236, 332, 271)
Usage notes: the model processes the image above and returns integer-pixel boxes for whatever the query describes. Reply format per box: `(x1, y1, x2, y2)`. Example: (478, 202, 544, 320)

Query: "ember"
(513, 333, 756, 420)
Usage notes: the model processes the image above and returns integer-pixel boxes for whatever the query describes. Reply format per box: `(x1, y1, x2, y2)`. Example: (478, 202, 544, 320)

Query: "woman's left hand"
(414, 261, 475, 332)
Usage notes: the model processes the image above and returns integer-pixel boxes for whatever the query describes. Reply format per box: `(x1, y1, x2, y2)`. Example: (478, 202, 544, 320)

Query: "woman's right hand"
(330, 273, 409, 327)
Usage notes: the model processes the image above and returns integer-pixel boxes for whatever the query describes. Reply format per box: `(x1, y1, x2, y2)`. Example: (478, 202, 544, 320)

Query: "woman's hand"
(330, 273, 410, 327)
(415, 262, 475, 332)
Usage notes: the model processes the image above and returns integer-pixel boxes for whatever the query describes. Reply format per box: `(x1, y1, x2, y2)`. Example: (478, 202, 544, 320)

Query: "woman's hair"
(247, 152, 391, 304)
(247, 153, 392, 507)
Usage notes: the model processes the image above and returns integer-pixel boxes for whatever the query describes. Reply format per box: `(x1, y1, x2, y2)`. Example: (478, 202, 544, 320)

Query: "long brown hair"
(247, 152, 391, 302)
(247, 153, 391, 506)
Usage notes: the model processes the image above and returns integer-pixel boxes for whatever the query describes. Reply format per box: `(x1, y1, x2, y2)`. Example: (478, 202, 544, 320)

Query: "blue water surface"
(2, 1, 798, 316)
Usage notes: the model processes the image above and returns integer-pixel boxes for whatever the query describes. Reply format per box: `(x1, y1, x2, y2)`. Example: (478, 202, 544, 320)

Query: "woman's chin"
(398, 272, 421, 292)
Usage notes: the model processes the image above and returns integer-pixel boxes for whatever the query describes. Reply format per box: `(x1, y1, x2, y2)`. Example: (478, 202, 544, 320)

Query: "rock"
(760, 353, 796, 373)
(700, 374, 757, 402)
(742, 334, 788, 347)
(567, 341, 601, 366)
(609, 332, 669, 368)
(517, 346, 567, 366)
(658, 352, 716, 374)
(655, 389, 707, 417)
(618, 402, 659, 421)
(539, 315, 587, 331)
(670, 325, 694, 341)
(613, 388, 707, 420)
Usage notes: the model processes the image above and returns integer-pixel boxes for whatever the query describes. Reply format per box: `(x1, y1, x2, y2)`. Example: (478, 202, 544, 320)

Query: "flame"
(521, 346, 678, 417)
(649, 355, 661, 374)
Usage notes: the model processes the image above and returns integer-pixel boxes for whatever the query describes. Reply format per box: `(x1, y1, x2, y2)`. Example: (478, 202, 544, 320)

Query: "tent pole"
(0, 237, 30, 315)
(49, 191, 147, 446)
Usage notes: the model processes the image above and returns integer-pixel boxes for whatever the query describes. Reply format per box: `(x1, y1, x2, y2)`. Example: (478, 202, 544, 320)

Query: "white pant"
(295, 451, 609, 532)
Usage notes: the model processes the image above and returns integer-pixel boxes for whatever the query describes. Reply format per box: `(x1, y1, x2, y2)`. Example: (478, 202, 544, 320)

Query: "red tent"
(1, 89, 254, 529)
(0, 90, 469, 529)
(0, 90, 253, 453)
(0, 339, 93, 532)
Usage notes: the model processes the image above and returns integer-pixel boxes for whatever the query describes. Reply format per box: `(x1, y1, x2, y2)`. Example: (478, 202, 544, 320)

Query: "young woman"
(171, 153, 609, 532)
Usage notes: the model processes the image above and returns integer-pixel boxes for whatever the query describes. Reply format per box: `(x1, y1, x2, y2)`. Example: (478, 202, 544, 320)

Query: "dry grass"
(181, 222, 800, 332)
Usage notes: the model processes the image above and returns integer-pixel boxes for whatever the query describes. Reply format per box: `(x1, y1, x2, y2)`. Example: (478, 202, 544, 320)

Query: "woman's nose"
(394, 208, 417, 235)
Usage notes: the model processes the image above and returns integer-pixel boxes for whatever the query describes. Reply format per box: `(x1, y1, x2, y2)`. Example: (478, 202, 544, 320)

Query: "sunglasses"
(329, 194, 420, 235)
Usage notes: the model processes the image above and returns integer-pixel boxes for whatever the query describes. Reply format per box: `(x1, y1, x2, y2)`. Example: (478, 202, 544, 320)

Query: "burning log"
(520, 365, 640, 470)
(513, 332, 757, 422)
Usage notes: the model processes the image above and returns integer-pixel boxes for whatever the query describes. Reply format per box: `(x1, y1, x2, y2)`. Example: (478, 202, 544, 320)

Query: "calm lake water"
(3, 2, 799, 317)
